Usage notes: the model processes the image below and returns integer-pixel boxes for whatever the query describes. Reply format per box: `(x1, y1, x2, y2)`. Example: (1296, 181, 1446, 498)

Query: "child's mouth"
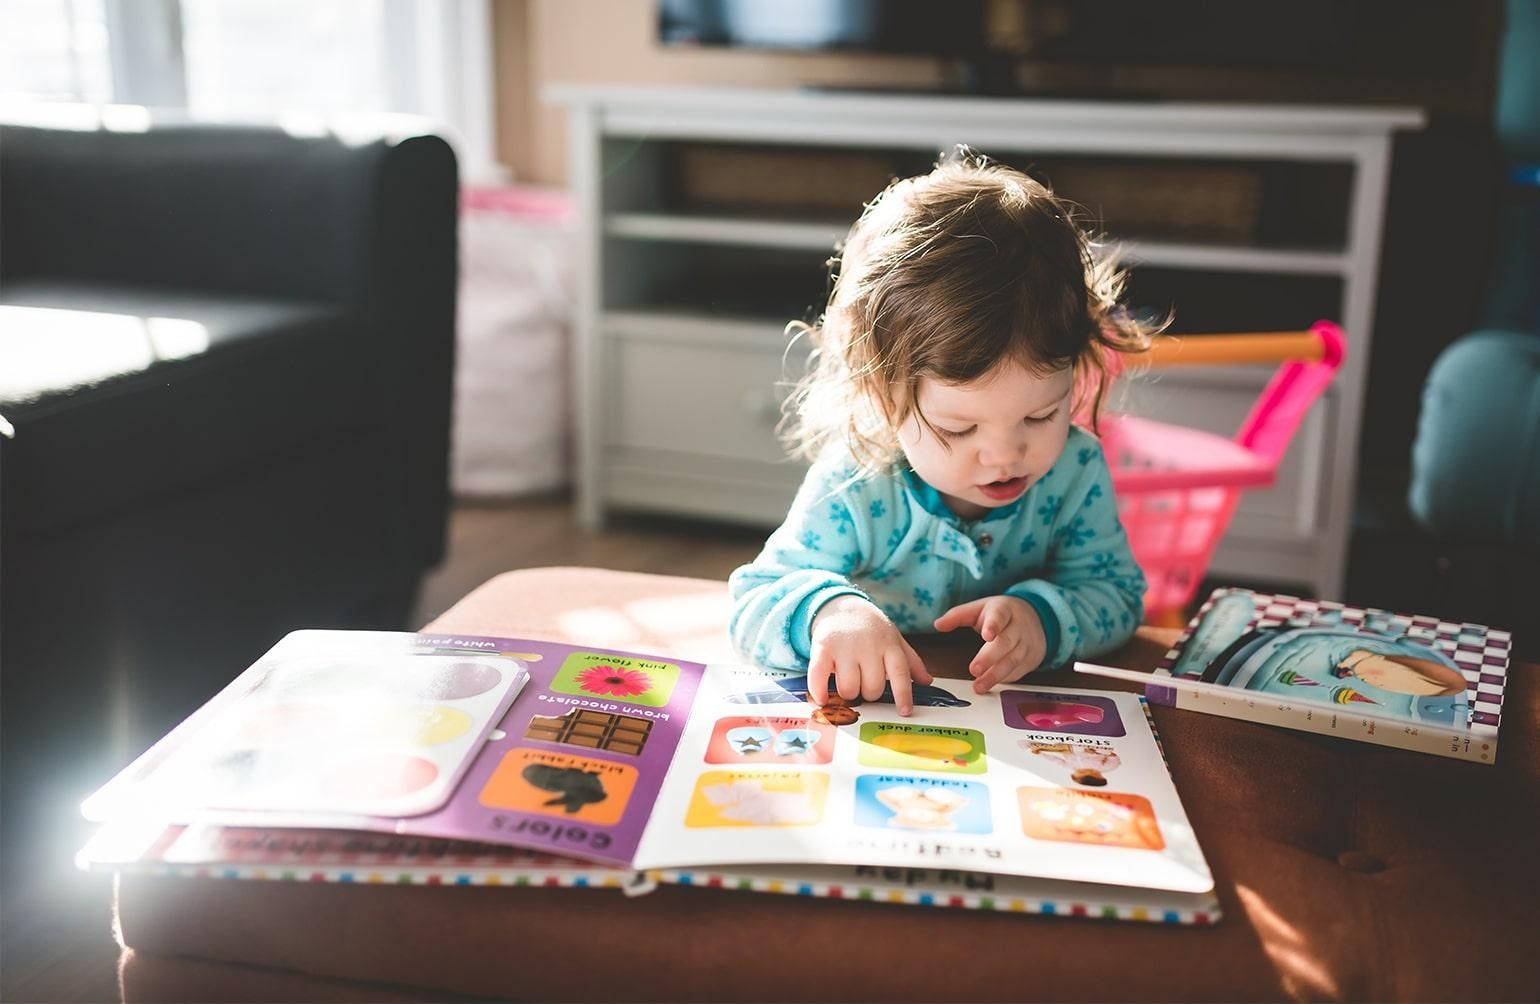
(978, 476, 1028, 501)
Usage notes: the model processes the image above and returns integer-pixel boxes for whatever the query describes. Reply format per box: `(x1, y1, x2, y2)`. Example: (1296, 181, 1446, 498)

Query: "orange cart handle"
(1133, 330, 1329, 368)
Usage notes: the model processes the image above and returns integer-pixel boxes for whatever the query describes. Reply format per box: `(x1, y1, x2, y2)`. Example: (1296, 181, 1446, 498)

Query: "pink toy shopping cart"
(1100, 320, 1345, 624)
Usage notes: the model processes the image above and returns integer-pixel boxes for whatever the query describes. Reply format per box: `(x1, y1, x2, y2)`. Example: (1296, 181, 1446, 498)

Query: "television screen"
(658, 0, 989, 57)
(658, 0, 1475, 81)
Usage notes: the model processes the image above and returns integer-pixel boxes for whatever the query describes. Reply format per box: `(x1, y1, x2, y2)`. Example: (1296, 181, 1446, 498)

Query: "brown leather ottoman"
(114, 567, 1540, 1002)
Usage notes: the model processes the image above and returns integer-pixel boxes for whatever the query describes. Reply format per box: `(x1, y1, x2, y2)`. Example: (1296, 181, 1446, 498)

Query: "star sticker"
(735, 736, 765, 752)
(781, 736, 809, 752)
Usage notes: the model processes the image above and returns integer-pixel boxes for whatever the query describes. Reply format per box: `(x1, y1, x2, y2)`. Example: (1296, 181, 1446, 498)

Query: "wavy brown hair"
(783, 150, 1164, 473)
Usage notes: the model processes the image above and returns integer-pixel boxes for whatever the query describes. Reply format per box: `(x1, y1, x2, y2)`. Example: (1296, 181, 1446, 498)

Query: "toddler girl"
(729, 152, 1158, 715)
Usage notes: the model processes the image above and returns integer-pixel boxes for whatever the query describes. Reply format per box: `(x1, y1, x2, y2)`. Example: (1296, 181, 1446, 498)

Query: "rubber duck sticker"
(868, 732, 977, 769)
(520, 764, 607, 814)
(858, 723, 987, 774)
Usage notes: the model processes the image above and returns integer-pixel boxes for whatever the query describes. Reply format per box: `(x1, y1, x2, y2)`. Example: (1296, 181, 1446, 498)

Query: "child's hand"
(809, 596, 934, 716)
(933, 596, 1047, 693)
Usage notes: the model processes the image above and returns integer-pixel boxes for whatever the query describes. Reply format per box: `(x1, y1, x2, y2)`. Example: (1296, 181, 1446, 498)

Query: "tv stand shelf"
(550, 85, 1423, 599)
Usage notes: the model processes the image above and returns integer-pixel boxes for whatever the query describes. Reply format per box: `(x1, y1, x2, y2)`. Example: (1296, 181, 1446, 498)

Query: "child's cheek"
(1035, 420, 1073, 473)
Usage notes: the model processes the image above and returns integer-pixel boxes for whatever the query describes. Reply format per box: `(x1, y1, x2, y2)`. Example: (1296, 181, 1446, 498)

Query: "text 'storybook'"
(82, 629, 1218, 922)
(1076, 588, 1512, 763)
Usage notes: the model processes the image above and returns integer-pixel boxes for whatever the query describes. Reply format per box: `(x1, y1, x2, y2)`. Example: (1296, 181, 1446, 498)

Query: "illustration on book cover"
(1165, 590, 1502, 727)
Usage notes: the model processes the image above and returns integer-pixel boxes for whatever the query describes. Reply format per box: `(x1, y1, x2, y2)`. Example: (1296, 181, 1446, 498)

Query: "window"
(0, 0, 497, 178)
(0, 0, 113, 103)
(180, 0, 390, 120)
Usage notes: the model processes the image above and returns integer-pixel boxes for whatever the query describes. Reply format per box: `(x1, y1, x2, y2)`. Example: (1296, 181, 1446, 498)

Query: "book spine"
(649, 870, 1218, 926)
(1162, 687, 1495, 763)
(116, 860, 639, 889)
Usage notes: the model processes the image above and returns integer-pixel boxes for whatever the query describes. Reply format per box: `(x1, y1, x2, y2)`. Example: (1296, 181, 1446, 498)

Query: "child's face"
(898, 359, 1074, 521)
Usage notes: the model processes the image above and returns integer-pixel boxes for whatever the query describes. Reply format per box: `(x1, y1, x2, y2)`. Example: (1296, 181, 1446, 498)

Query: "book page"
(81, 631, 531, 822)
(632, 666, 1213, 894)
(80, 631, 713, 869)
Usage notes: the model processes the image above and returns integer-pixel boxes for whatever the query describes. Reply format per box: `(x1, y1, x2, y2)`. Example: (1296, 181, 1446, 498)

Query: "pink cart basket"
(1099, 320, 1346, 624)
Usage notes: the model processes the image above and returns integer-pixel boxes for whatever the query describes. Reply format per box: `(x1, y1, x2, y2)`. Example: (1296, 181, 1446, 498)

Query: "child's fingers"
(861, 657, 889, 704)
(806, 649, 834, 705)
(903, 640, 934, 686)
(933, 599, 987, 634)
(884, 649, 914, 716)
(973, 640, 1030, 693)
(980, 601, 1014, 643)
(968, 630, 1014, 676)
(836, 661, 865, 702)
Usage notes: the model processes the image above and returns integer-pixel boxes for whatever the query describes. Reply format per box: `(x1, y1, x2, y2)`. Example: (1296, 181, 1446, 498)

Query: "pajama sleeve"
(1005, 440, 1146, 667)
(727, 456, 876, 669)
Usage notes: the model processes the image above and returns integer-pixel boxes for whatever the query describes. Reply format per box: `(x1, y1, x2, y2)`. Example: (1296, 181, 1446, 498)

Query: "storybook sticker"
(856, 722, 986, 774)
(854, 775, 992, 834)
(478, 748, 638, 826)
(1018, 738, 1123, 787)
(685, 770, 829, 827)
(1017, 787, 1164, 850)
(550, 652, 681, 708)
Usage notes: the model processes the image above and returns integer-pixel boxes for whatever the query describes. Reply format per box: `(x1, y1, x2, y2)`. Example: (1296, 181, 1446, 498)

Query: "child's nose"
(977, 433, 1028, 467)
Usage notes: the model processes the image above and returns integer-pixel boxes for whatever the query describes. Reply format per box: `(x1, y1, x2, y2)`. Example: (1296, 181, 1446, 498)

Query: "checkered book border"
(1157, 589, 1511, 735)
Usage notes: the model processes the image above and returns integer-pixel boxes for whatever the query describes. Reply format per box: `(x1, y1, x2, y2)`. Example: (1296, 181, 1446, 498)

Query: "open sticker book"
(82, 629, 1217, 921)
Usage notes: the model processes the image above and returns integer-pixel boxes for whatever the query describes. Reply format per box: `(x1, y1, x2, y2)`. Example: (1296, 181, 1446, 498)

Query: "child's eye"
(938, 425, 975, 440)
(1024, 408, 1058, 425)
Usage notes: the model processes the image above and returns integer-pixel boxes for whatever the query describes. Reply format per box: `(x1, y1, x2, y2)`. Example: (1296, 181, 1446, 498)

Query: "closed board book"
(82, 630, 1220, 923)
(1076, 589, 1513, 763)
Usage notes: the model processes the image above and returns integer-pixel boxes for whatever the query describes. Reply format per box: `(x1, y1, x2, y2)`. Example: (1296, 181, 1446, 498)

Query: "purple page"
(390, 634, 706, 867)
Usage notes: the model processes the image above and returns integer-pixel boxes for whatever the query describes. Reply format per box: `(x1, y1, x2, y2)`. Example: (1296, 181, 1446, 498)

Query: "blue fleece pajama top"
(728, 426, 1146, 671)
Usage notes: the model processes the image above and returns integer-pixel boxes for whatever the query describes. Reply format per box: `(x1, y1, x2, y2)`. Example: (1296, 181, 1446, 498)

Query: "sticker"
(1019, 739, 1123, 787)
(854, 775, 991, 834)
(706, 716, 835, 764)
(685, 770, 829, 827)
(1017, 787, 1164, 850)
(1001, 690, 1126, 736)
(856, 722, 986, 774)
(549, 652, 681, 707)
(525, 708, 653, 756)
(478, 748, 638, 825)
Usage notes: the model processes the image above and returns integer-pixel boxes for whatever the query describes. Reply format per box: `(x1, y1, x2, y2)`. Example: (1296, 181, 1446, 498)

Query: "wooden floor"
(412, 493, 766, 627)
(0, 495, 766, 1003)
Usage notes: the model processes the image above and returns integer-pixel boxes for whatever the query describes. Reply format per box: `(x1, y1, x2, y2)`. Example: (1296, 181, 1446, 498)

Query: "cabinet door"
(607, 335, 802, 464)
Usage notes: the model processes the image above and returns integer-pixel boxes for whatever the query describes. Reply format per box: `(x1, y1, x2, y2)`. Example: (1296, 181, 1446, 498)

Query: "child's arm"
(728, 457, 934, 714)
(1002, 440, 1147, 668)
(728, 457, 873, 670)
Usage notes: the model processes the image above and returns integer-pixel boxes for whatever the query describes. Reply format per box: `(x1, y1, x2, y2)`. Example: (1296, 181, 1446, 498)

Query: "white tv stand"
(550, 85, 1423, 599)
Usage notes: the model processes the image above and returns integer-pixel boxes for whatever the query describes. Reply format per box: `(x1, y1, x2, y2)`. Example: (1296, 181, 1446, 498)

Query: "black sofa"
(0, 118, 458, 864)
